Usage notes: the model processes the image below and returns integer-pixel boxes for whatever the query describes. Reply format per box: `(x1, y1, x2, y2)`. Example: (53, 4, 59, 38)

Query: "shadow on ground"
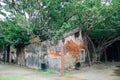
(113, 65, 120, 76)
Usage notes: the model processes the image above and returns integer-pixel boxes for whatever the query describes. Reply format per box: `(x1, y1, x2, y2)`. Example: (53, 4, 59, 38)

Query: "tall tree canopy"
(2, 0, 120, 39)
(0, 14, 31, 64)
(0, 0, 120, 63)
(89, 8, 120, 58)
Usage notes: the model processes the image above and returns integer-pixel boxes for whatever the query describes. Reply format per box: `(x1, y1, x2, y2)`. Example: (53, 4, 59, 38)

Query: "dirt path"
(0, 64, 58, 80)
(0, 62, 120, 80)
(68, 62, 120, 80)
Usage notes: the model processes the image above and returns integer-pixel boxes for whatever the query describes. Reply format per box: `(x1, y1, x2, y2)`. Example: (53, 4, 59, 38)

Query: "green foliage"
(2, 0, 119, 40)
(15, 14, 28, 28)
(89, 7, 120, 48)
(0, 34, 9, 47)
(0, 0, 120, 51)
(90, 8, 120, 38)
(0, 15, 31, 48)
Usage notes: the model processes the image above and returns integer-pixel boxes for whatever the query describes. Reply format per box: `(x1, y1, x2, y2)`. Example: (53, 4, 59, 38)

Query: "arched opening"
(105, 41, 120, 62)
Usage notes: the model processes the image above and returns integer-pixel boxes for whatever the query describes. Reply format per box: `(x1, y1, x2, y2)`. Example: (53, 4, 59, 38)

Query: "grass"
(42, 69, 56, 75)
(0, 76, 32, 80)
(42, 69, 69, 76)
(64, 70, 69, 76)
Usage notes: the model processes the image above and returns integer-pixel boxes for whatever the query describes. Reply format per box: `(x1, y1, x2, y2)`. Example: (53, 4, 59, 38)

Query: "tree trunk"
(104, 49, 107, 63)
(86, 47, 92, 66)
(86, 35, 97, 64)
(97, 48, 104, 63)
(3, 46, 7, 64)
(83, 32, 92, 66)
(16, 47, 25, 66)
(6, 45, 10, 63)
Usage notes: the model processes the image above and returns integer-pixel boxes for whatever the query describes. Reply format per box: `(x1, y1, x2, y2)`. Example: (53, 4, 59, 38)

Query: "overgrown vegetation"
(0, 0, 120, 63)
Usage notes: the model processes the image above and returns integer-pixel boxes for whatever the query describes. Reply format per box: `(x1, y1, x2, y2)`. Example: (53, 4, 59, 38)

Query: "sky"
(0, 1, 29, 20)
(0, 1, 11, 20)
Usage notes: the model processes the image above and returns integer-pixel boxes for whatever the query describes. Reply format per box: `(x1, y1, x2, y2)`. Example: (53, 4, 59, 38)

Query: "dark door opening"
(105, 41, 120, 62)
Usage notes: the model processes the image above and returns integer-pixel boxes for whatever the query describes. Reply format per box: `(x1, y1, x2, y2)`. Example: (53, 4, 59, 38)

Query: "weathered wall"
(24, 30, 87, 71)
(25, 41, 49, 69)
(47, 30, 87, 71)
(48, 56, 61, 71)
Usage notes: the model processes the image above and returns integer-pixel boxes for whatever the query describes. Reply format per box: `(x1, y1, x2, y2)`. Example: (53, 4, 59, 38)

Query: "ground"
(0, 62, 120, 80)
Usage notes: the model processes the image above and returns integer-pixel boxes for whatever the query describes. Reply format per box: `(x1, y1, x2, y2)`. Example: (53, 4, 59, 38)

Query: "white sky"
(0, 1, 5, 6)
(0, 1, 29, 20)
(0, 1, 11, 20)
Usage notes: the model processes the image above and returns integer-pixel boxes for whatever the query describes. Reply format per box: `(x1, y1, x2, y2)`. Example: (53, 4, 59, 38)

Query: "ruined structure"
(24, 30, 87, 72)
(47, 30, 87, 71)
